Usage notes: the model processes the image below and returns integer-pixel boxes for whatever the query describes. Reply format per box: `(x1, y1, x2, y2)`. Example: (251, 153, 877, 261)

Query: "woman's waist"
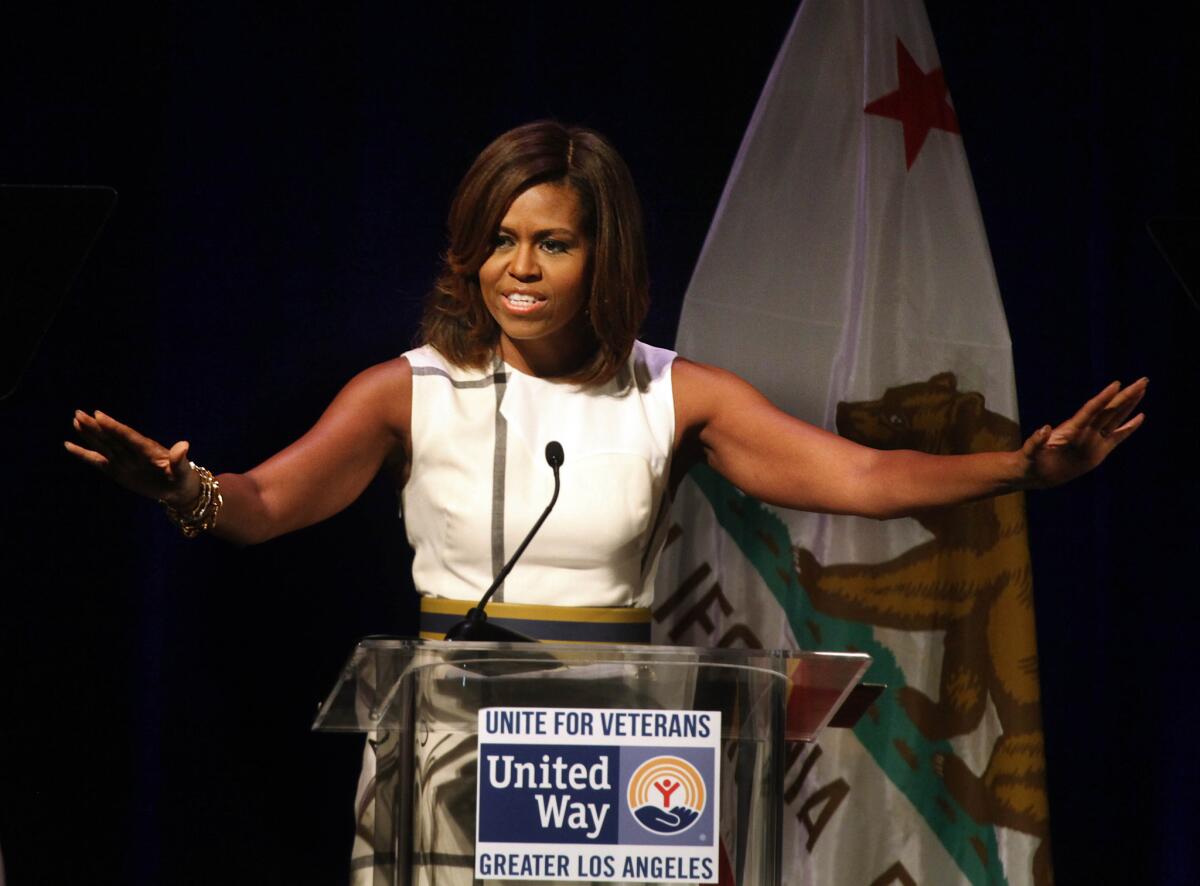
(418, 595, 652, 644)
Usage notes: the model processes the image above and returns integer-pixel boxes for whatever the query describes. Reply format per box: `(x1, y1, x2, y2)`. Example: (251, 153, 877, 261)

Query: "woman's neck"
(498, 335, 595, 380)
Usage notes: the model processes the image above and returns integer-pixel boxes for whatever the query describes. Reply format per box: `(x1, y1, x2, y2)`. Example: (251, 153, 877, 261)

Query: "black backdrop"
(2, 2, 1197, 883)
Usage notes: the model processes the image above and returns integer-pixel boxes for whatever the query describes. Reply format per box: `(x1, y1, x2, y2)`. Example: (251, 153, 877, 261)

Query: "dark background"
(2, 2, 1196, 883)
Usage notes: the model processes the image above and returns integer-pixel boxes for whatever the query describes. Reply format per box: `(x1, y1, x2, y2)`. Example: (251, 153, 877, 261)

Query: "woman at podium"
(65, 120, 1145, 884)
(65, 121, 1145, 596)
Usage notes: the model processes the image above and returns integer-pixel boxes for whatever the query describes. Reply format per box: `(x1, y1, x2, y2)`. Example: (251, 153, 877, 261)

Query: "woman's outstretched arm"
(672, 358, 1146, 519)
(65, 357, 413, 544)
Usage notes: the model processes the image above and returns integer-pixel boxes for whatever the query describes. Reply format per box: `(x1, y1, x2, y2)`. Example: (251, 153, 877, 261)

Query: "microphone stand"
(443, 442, 564, 642)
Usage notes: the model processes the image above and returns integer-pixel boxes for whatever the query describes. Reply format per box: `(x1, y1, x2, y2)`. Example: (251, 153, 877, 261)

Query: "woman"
(66, 120, 1145, 882)
(65, 120, 1146, 591)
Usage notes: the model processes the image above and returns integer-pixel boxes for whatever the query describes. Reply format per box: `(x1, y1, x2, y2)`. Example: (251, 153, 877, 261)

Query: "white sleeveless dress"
(351, 341, 678, 885)
(402, 340, 677, 608)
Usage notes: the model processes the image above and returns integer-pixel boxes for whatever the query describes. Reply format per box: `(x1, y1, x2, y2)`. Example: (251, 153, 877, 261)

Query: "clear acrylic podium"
(314, 639, 870, 885)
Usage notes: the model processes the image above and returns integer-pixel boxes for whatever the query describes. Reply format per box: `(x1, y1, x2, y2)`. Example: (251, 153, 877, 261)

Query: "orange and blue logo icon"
(626, 755, 707, 835)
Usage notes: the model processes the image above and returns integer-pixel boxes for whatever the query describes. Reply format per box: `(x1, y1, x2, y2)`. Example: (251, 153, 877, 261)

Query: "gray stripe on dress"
(640, 487, 673, 576)
(410, 365, 497, 388)
(349, 853, 395, 871)
(491, 360, 508, 601)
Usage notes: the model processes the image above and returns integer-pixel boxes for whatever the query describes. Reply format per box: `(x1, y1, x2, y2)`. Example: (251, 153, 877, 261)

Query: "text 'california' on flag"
(654, 1, 1051, 884)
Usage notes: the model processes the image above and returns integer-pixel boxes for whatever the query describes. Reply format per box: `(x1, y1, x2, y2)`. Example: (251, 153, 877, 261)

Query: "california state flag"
(654, 1, 1050, 884)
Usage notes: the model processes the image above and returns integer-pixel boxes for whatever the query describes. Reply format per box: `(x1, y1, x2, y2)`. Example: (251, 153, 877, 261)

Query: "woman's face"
(478, 182, 592, 377)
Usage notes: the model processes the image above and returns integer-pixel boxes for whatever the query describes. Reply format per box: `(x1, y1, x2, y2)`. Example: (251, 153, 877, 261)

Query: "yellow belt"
(419, 597, 652, 644)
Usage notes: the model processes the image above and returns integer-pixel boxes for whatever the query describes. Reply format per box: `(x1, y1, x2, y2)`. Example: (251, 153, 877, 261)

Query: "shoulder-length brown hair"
(419, 121, 649, 385)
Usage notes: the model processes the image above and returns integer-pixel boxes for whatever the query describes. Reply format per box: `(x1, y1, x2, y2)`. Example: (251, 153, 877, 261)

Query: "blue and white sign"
(476, 707, 721, 883)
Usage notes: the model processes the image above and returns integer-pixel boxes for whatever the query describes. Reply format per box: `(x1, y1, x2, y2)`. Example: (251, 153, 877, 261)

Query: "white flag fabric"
(656, 1, 1050, 884)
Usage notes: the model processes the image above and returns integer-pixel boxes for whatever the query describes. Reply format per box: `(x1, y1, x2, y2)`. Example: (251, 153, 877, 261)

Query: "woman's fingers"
(1019, 380, 1146, 488)
(94, 410, 152, 448)
(75, 410, 125, 452)
(76, 410, 175, 473)
(73, 413, 119, 462)
(1072, 380, 1123, 426)
(64, 439, 111, 468)
(71, 413, 139, 478)
(69, 408, 186, 499)
(92, 410, 164, 461)
(1105, 412, 1145, 445)
(1098, 378, 1148, 435)
(1052, 378, 1148, 444)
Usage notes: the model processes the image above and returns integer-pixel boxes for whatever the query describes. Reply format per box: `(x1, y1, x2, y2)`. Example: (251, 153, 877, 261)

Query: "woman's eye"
(540, 239, 568, 254)
(492, 234, 514, 250)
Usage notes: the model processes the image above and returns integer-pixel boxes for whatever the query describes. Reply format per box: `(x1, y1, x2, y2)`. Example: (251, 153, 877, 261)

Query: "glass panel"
(316, 640, 869, 885)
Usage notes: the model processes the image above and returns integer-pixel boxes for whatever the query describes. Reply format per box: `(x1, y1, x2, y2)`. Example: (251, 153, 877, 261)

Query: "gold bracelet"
(161, 462, 223, 538)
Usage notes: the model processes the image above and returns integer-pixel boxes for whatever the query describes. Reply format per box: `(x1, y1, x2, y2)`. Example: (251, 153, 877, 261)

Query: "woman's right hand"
(65, 410, 201, 508)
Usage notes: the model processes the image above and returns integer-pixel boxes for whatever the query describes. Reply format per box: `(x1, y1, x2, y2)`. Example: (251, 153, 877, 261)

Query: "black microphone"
(444, 441, 564, 642)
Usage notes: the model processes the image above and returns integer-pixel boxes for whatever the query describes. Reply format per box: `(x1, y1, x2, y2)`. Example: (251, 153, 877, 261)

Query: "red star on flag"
(865, 38, 961, 169)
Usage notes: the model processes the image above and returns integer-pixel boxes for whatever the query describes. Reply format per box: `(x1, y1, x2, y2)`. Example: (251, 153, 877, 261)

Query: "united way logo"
(626, 756, 707, 835)
(476, 708, 720, 882)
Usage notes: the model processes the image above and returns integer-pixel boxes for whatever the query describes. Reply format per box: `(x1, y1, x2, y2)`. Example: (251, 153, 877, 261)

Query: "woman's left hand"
(1020, 378, 1147, 488)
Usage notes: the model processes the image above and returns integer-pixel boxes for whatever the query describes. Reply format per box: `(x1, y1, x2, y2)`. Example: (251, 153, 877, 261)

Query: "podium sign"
(475, 706, 721, 882)
(315, 639, 869, 885)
